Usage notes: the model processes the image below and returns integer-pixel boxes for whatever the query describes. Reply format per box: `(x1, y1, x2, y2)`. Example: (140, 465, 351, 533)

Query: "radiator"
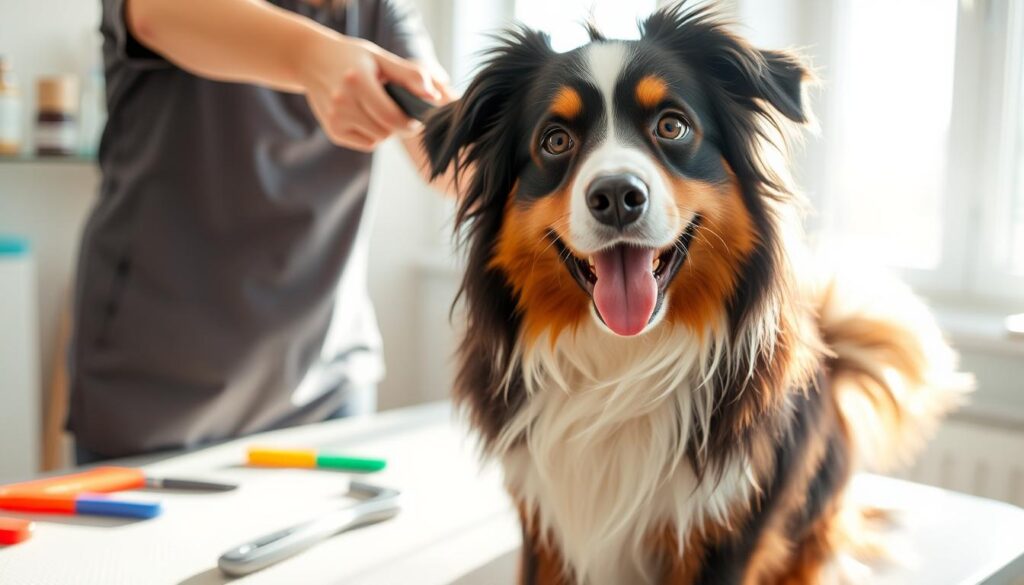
(893, 417, 1024, 508)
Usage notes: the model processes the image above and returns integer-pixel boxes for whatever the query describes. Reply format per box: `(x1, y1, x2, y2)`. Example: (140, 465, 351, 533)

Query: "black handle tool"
(384, 82, 436, 122)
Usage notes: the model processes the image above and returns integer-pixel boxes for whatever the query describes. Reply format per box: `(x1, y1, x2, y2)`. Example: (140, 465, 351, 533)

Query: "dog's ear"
(422, 97, 488, 181)
(421, 27, 555, 187)
(709, 48, 810, 124)
(421, 80, 510, 182)
(642, 5, 812, 124)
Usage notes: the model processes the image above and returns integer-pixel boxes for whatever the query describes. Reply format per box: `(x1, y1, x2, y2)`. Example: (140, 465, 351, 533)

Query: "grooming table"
(0, 402, 1021, 584)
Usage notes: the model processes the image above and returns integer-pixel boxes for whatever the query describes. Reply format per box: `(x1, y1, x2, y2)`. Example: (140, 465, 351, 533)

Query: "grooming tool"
(143, 477, 237, 492)
(384, 82, 435, 122)
(247, 447, 386, 472)
(0, 517, 33, 545)
(217, 481, 401, 577)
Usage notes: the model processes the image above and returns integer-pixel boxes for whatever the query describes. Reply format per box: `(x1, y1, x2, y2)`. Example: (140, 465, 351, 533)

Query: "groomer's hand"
(299, 33, 443, 152)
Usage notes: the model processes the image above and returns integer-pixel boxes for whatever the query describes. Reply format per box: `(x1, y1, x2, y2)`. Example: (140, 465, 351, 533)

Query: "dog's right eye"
(541, 128, 574, 156)
(654, 113, 690, 141)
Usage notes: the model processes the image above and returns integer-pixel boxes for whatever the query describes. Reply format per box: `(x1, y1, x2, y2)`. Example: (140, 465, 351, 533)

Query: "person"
(67, 0, 452, 463)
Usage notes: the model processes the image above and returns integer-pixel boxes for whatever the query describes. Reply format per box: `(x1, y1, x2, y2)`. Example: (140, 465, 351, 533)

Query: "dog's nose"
(586, 174, 649, 229)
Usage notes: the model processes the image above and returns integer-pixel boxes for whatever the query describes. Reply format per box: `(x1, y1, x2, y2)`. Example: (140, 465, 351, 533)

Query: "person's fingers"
(350, 98, 391, 139)
(372, 49, 440, 101)
(309, 98, 349, 145)
(420, 66, 457, 105)
(320, 99, 381, 150)
(395, 118, 424, 139)
(329, 76, 390, 141)
(360, 76, 415, 132)
(432, 77, 458, 105)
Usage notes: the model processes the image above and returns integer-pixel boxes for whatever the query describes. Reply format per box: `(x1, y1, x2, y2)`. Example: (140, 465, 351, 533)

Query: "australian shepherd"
(421, 4, 971, 583)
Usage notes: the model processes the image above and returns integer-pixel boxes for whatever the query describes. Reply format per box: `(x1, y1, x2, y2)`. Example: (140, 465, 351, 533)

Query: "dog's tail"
(815, 269, 973, 472)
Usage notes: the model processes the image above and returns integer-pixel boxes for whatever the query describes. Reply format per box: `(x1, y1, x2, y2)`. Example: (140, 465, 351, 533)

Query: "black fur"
(695, 374, 851, 584)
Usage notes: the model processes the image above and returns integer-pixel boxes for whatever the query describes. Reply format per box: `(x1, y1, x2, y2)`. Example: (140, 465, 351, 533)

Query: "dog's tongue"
(592, 246, 658, 336)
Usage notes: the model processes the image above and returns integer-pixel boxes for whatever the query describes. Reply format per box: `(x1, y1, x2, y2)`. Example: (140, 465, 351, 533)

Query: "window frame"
(969, 0, 1024, 306)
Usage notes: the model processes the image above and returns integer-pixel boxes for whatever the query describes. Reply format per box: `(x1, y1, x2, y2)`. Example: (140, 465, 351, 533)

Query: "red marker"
(0, 467, 160, 519)
(0, 517, 34, 545)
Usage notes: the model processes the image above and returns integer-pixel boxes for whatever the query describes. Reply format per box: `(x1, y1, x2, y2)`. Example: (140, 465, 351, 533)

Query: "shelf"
(0, 153, 96, 166)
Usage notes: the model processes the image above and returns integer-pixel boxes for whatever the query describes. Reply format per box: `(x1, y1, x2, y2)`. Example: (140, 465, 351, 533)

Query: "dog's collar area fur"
(498, 321, 753, 584)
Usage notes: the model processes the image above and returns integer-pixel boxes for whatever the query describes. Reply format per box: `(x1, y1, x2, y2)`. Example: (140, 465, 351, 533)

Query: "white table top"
(1, 402, 1022, 584)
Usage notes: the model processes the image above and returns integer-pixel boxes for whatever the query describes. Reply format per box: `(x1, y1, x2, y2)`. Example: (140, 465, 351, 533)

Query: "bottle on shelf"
(35, 76, 79, 157)
(0, 56, 21, 156)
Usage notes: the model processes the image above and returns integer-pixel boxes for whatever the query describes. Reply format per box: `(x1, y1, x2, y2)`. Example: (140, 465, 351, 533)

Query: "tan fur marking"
(817, 272, 972, 471)
(519, 504, 571, 585)
(490, 187, 591, 343)
(551, 86, 583, 120)
(662, 165, 759, 336)
(743, 396, 849, 585)
(636, 75, 669, 109)
(655, 505, 753, 584)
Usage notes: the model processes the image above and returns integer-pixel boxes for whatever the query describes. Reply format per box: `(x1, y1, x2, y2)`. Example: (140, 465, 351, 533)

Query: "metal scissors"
(217, 481, 401, 577)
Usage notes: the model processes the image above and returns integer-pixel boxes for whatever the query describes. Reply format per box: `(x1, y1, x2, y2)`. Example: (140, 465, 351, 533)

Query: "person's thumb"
(373, 49, 440, 101)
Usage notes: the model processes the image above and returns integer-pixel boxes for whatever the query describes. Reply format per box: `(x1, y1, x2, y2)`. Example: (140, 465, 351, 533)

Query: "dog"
(421, 4, 972, 583)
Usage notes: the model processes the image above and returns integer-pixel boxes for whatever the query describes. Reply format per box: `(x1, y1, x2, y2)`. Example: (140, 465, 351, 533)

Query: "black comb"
(384, 82, 435, 122)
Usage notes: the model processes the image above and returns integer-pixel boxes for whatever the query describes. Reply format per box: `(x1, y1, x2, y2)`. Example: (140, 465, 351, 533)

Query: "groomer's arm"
(126, 0, 442, 152)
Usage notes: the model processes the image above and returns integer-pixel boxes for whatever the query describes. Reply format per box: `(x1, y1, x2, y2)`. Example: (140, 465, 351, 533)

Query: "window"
(817, 0, 959, 271)
(1003, 21, 1024, 277)
(762, 0, 1024, 306)
(515, 0, 657, 52)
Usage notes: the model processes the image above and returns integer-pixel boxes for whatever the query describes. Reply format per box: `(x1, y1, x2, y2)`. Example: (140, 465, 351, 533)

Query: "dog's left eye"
(541, 128, 575, 156)
(654, 113, 690, 141)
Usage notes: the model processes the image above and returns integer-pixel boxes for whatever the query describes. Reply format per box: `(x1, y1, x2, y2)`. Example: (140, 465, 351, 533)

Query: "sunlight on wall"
(824, 0, 959, 270)
(515, 0, 656, 52)
(1011, 51, 1024, 276)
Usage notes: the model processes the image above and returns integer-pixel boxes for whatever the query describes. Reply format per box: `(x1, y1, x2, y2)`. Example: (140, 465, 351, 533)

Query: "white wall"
(366, 141, 448, 409)
(0, 250, 41, 480)
(0, 1, 103, 469)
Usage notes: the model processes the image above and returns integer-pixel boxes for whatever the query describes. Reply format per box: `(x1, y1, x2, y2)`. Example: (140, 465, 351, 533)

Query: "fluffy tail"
(815, 269, 973, 472)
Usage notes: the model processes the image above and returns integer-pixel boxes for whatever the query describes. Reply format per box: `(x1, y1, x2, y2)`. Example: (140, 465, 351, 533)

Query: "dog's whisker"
(525, 213, 575, 281)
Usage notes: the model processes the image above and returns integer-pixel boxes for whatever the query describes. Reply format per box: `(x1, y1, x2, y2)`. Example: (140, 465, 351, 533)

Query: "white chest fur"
(496, 323, 753, 585)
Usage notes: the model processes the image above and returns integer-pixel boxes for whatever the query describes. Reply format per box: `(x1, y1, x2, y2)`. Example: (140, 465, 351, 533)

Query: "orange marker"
(0, 467, 146, 496)
(248, 447, 318, 468)
(247, 447, 386, 472)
